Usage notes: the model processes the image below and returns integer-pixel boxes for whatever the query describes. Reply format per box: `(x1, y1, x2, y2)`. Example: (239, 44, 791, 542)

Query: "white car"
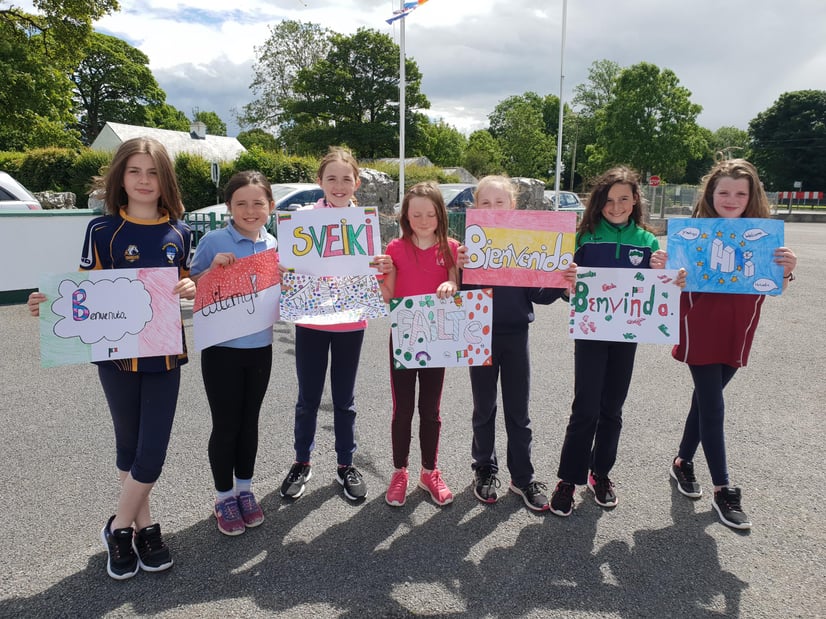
(0, 171, 42, 210)
(188, 182, 323, 240)
(544, 190, 585, 216)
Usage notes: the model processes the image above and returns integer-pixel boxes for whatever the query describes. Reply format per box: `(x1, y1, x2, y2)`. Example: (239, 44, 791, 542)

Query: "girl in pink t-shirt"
(373, 182, 459, 507)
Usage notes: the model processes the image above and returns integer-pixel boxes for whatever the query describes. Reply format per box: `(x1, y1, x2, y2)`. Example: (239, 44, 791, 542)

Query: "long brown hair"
(399, 181, 455, 270)
(577, 166, 650, 242)
(95, 137, 184, 219)
(693, 158, 771, 219)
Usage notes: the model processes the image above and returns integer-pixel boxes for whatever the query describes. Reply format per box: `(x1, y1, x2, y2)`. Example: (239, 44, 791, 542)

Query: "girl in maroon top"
(373, 182, 459, 507)
(655, 159, 797, 530)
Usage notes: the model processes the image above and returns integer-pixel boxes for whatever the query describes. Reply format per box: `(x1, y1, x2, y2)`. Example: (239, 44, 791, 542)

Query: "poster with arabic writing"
(390, 289, 493, 369)
(192, 249, 280, 351)
(39, 267, 182, 367)
(568, 267, 681, 344)
(666, 218, 784, 295)
(279, 272, 387, 325)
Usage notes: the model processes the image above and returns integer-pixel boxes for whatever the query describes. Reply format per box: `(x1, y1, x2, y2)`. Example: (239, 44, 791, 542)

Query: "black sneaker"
(587, 473, 618, 508)
(550, 481, 575, 517)
(509, 480, 550, 512)
(473, 466, 500, 504)
(280, 462, 312, 499)
(100, 515, 139, 580)
(713, 487, 752, 530)
(133, 523, 173, 572)
(670, 459, 703, 498)
(337, 465, 367, 500)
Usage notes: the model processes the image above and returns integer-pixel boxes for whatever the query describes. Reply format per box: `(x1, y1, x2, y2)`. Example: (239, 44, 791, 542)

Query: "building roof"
(90, 122, 246, 162)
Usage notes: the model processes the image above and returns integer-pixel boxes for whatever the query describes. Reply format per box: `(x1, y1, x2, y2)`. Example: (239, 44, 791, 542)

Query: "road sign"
(210, 161, 220, 186)
(649, 175, 660, 187)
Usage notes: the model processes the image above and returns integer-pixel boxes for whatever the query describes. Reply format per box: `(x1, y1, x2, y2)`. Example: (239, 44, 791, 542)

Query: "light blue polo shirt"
(190, 221, 278, 349)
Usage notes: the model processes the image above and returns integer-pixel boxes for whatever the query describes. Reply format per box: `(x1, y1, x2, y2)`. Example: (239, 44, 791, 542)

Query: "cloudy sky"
(39, 0, 826, 136)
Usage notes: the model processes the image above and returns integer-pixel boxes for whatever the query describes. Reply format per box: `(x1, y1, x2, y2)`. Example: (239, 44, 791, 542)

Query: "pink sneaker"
(418, 469, 453, 506)
(385, 468, 409, 507)
(214, 497, 245, 536)
(237, 491, 265, 527)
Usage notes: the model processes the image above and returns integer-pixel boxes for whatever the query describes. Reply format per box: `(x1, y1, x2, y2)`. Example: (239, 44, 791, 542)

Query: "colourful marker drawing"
(462, 209, 576, 288)
(568, 267, 680, 344)
(389, 289, 493, 369)
(276, 207, 381, 276)
(666, 218, 784, 295)
(39, 267, 182, 367)
(192, 249, 281, 351)
(279, 272, 387, 325)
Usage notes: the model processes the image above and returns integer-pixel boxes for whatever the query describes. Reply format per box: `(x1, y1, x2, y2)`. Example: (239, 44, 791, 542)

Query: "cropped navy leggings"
(98, 364, 180, 484)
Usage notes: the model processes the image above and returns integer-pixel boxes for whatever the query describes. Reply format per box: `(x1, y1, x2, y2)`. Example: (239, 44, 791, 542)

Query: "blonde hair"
(474, 175, 516, 206)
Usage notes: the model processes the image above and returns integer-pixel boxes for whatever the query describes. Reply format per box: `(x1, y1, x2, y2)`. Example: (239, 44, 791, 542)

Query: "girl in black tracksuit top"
(550, 166, 660, 517)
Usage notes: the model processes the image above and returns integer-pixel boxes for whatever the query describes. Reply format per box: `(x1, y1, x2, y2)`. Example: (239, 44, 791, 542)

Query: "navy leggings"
(97, 365, 181, 484)
(201, 345, 272, 492)
(678, 363, 738, 487)
(293, 326, 364, 466)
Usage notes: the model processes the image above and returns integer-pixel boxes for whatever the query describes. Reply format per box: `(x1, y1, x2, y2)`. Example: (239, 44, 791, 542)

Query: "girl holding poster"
(28, 137, 195, 579)
(279, 147, 370, 502)
(661, 159, 796, 530)
(190, 171, 277, 536)
(373, 181, 459, 507)
(550, 167, 665, 518)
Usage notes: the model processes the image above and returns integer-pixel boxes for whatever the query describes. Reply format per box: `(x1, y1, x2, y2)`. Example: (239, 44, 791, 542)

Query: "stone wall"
(33, 191, 76, 210)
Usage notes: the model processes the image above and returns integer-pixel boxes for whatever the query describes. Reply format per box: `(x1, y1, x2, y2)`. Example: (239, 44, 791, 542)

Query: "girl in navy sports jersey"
(659, 159, 796, 530)
(28, 137, 195, 580)
(549, 166, 683, 518)
(190, 171, 276, 536)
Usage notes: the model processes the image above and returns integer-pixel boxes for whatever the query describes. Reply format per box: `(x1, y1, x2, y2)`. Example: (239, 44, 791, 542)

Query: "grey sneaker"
(473, 466, 500, 504)
(510, 480, 550, 512)
(337, 465, 367, 501)
(280, 462, 312, 499)
(671, 459, 703, 498)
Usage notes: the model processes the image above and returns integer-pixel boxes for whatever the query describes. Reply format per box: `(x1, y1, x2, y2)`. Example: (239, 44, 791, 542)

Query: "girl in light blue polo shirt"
(190, 170, 277, 536)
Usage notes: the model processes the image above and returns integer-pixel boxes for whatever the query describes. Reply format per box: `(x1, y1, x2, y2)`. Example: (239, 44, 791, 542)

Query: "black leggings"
(201, 345, 273, 492)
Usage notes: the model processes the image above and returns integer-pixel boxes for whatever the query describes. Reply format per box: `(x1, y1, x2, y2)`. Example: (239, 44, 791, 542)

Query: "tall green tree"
(572, 59, 621, 116)
(590, 62, 704, 179)
(420, 119, 466, 166)
(749, 90, 826, 190)
(240, 20, 331, 131)
(145, 103, 190, 131)
(71, 32, 165, 144)
(0, 0, 119, 149)
(489, 97, 555, 179)
(193, 110, 226, 136)
(280, 28, 429, 158)
(462, 130, 503, 177)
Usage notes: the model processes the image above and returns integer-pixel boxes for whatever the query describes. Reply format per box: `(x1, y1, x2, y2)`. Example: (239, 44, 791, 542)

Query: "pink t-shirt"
(297, 197, 368, 332)
(386, 237, 459, 297)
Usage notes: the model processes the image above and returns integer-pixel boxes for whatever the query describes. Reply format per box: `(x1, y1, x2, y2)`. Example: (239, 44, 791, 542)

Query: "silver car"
(0, 171, 42, 210)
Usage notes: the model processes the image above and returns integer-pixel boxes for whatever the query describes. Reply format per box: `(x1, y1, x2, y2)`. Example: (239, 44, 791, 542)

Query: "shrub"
(17, 148, 76, 192)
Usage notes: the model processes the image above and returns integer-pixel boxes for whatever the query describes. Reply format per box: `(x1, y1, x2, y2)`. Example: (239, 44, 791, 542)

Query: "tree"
(280, 28, 429, 158)
(193, 110, 226, 136)
(0, 0, 119, 149)
(489, 98, 555, 179)
(592, 62, 704, 179)
(145, 103, 190, 131)
(240, 20, 331, 131)
(573, 59, 621, 116)
(488, 92, 559, 139)
(462, 130, 504, 177)
(420, 119, 466, 166)
(749, 90, 826, 190)
(71, 32, 165, 144)
(237, 128, 279, 151)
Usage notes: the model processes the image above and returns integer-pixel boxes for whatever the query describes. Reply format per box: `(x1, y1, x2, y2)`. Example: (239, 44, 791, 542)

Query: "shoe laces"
(389, 469, 408, 491)
(137, 525, 165, 553)
(342, 466, 362, 485)
(525, 480, 548, 498)
(238, 492, 259, 513)
(426, 469, 448, 491)
(477, 468, 500, 491)
(555, 481, 575, 499)
(718, 489, 743, 512)
(592, 475, 614, 492)
(218, 498, 242, 521)
(287, 463, 307, 483)
(678, 460, 697, 482)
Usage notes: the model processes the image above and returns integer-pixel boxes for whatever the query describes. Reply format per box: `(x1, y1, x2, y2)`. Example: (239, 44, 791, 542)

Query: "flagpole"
(553, 0, 568, 203)
(398, 0, 406, 205)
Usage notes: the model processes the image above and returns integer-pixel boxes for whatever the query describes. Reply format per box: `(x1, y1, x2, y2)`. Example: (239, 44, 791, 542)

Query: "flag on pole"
(386, 0, 430, 24)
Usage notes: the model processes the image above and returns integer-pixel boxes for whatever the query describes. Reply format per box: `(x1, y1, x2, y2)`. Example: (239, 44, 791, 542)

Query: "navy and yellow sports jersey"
(574, 217, 659, 269)
(80, 209, 192, 372)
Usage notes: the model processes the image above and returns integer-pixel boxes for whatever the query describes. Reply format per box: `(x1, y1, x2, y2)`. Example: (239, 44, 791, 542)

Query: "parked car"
(393, 183, 477, 215)
(544, 190, 585, 216)
(187, 183, 323, 241)
(0, 171, 42, 210)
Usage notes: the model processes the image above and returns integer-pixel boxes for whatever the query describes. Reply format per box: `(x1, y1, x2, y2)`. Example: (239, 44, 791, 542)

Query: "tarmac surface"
(0, 222, 823, 618)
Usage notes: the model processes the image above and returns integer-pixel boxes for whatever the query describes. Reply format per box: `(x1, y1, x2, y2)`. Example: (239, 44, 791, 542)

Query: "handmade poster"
(462, 209, 576, 288)
(666, 218, 784, 295)
(192, 249, 281, 351)
(276, 207, 381, 276)
(39, 267, 182, 368)
(389, 289, 493, 369)
(279, 272, 387, 325)
(568, 267, 681, 344)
